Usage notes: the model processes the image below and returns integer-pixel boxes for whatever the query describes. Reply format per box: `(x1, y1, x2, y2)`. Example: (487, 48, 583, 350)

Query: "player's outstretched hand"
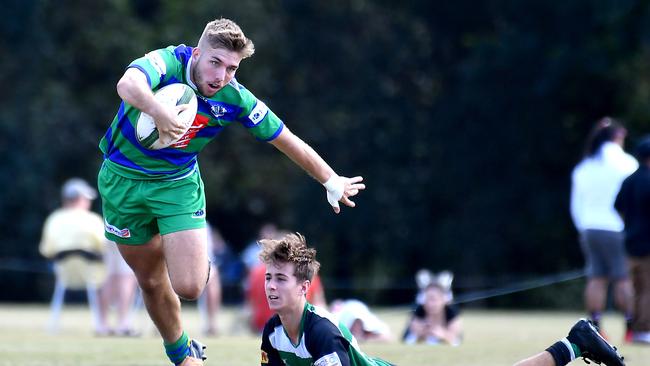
(323, 175, 366, 214)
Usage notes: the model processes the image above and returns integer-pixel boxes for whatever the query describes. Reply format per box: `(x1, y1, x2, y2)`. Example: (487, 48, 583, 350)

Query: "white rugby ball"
(136, 83, 198, 150)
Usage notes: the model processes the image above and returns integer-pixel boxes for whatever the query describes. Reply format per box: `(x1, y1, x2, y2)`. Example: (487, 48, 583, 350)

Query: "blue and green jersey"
(99, 44, 284, 180)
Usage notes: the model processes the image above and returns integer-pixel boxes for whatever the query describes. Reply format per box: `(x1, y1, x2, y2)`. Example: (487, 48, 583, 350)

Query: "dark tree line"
(2, 0, 650, 305)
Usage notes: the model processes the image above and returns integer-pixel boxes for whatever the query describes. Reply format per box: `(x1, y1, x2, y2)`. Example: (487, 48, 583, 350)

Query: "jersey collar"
(185, 55, 198, 92)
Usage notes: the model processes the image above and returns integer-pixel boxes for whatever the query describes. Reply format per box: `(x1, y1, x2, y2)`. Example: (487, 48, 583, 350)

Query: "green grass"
(1, 304, 648, 365)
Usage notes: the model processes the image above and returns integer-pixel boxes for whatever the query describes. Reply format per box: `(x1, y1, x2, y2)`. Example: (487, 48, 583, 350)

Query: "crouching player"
(258, 233, 625, 366)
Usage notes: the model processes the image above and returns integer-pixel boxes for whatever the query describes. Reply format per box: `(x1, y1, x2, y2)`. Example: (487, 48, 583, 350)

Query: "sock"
(164, 331, 191, 365)
(546, 338, 581, 366)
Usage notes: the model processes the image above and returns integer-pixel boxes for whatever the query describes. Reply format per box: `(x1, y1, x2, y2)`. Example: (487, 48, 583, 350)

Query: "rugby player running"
(98, 18, 364, 366)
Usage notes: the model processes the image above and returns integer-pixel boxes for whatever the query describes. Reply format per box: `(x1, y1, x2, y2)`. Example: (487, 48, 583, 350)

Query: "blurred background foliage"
(2, 0, 650, 306)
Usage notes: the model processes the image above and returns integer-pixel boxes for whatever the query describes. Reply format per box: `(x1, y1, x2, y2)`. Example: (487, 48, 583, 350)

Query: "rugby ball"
(136, 83, 198, 150)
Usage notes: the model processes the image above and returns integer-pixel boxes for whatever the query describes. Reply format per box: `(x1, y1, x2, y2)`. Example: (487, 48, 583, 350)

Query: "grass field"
(1, 304, 648, 365)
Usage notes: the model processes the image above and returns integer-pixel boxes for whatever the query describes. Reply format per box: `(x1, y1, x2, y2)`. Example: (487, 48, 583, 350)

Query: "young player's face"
(190, 47, 242, 97)
(265, 261, 308, 312)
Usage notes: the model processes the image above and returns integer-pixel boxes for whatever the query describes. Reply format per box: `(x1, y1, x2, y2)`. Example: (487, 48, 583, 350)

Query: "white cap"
(336, 300, 390, 335)
(61, 178, 97, 200)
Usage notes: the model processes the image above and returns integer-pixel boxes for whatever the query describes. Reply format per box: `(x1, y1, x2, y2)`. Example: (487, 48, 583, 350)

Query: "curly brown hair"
(258, 233, 321, 282)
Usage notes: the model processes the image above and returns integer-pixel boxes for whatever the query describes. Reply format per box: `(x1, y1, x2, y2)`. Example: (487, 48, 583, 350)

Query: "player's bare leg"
(513, 351, 555, 366)
(163, 228, 210, 300)
(585, 277, 607, 330)
(118, 235, 183, 343)
(514, 319, 624, 366)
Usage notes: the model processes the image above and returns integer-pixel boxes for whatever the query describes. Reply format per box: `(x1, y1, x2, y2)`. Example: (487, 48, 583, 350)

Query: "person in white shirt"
(570, 116, 637, 341)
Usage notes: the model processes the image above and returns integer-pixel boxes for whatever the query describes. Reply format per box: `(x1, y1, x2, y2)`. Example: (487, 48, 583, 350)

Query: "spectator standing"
(615, 135, 650, 344)
(570, 117, 637, 340)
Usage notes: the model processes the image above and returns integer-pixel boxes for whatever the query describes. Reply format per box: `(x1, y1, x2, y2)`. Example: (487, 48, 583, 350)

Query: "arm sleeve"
(305, 319, 351, 366)
(235, 85, 284, 141)
(127, 46, 181, 90)
(569, 170, 584, 231)
(260, 321, 284, 366)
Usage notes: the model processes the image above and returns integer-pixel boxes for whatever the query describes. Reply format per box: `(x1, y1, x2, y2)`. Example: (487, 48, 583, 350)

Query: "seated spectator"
(403, 283, 462, 345)
(330, 299, 392, 342)
(39, 178, 107, 334)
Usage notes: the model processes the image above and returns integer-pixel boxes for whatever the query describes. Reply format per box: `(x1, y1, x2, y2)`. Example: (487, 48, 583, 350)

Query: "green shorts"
(98, 163, 207, 245)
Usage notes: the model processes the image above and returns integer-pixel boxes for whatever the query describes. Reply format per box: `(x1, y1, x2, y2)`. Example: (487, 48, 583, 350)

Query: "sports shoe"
(568, 319, 625, 366)
(179, 339, 207, 365)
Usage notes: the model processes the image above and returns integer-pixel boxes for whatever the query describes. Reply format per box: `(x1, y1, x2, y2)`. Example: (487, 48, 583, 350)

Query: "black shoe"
(568, 319, 625, 366)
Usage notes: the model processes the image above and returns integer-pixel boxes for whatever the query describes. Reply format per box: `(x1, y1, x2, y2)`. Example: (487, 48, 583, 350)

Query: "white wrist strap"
(323, 175, 344, 208)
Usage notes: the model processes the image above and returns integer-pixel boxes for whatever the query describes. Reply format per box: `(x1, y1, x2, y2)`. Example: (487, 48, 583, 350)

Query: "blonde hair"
(198, 18, 255, 58)
(259, 233, 321, 282)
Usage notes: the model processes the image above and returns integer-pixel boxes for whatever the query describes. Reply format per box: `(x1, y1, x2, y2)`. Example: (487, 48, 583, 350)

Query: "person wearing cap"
(615, 135, 650, 344)
(39, 177, 108, 333)
(330, 299, 392, 343)
(40, 178, 105, 263)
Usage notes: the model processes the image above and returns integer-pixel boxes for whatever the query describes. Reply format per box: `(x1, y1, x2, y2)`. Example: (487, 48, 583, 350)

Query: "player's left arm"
(269, 127, 365, 214)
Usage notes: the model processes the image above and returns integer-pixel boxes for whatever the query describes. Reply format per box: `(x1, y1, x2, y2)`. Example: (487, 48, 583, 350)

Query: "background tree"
(2, 0, 650, 306)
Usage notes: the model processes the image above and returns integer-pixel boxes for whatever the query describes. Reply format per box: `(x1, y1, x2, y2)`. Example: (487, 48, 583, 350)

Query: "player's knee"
(136, 275, 166, 293)
(172, 280, 205, 300)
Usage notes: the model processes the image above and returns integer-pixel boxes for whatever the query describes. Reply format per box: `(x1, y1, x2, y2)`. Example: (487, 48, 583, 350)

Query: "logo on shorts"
(104, 220, 131, 238)
(192, 209, 205, 219)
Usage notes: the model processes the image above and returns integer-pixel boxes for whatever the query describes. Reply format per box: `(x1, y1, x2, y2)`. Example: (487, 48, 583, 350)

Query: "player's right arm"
(116, 68, 188, 145)
(260, 321, 284, 366)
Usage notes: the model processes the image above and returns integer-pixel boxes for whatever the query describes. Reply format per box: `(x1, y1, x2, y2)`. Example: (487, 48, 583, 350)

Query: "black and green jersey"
(99, 44, 284, 180)
(261, 303, 393, 366)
